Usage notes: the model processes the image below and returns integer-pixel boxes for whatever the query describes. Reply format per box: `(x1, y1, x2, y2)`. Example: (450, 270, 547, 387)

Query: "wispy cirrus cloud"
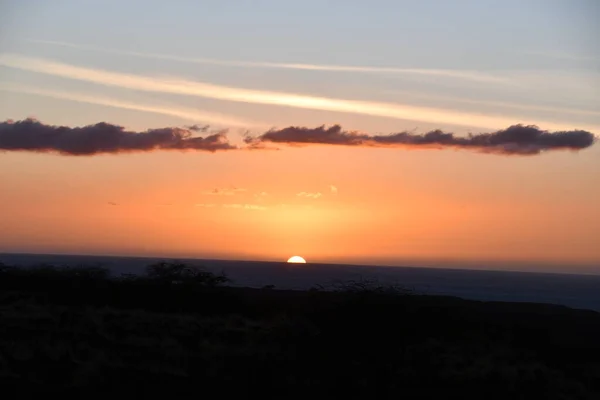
(29, 39, 508, 84)
(381, 88, 600, 118)
(3, 53, 595, 132)
(0, 84, 262, 128)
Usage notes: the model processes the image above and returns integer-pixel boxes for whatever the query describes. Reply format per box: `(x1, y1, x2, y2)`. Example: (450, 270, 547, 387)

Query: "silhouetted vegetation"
(144, 261, 230, 286)
(1, 262, 599, 399)
(312, 277, 415, 295)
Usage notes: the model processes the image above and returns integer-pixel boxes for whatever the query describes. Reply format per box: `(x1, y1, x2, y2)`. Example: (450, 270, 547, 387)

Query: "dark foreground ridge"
(1, 262, 599, 399)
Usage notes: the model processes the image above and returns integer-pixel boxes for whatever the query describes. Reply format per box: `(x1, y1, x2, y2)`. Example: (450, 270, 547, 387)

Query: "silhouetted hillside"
(1, 262, 599, 399)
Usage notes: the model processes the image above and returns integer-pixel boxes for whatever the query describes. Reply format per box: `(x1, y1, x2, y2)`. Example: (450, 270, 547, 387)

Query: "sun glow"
(287, 256, 307, 263)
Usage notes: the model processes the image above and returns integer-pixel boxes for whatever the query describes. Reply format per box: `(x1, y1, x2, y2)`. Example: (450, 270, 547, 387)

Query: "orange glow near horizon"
(1, 142, 599, 271)
(1, 2, 599, 277)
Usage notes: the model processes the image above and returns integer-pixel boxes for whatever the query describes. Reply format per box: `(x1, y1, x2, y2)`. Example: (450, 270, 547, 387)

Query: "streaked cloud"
(0, 83, 260, 128)
(276, 203, 315, 210)
(203, 187, 247, 196)
(30, 39, 508, 84)
(297, 192, 323, 199)
(330, 185, 338, 195)
(382, 88, 600, 118)
(2, 53, 595, 132)
(195, 203, 217, 208)
(222, 203, 267, 210)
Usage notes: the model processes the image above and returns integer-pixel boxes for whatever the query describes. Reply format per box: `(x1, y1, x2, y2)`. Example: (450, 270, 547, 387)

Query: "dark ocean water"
(2, 253, 600, 311)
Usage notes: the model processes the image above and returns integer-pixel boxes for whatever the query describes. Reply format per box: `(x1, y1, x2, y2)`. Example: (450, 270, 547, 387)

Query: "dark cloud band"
(0, 118, 236, 155)
(1, 119, 595, 156)
(244, 124, 596, 155)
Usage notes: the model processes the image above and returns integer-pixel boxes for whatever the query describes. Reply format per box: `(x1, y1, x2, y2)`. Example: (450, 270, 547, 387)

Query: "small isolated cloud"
(185, 124, 210, 132)
(223, 203, 267, 210)
(0, 118, 236, 155)
(245, 124, 597, 156)
(330, 185, 338, 195)
(107, 201, 118, 206)
(203, 187, 247, 196)
(277, 203, 315, 210)
(195, 203, 217, 208)
(254, 191, 269, 202)
(297, 192, 323, 199)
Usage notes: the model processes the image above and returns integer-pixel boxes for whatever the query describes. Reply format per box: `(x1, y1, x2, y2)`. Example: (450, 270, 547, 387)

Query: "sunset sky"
(0, 0, 599, 272)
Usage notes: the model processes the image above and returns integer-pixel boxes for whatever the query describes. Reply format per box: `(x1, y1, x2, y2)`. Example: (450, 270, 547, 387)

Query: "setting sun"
(287, 256, 307, 264)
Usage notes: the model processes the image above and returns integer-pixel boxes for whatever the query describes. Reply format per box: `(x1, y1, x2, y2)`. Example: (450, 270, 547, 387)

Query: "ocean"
(2, 253, 600, 311)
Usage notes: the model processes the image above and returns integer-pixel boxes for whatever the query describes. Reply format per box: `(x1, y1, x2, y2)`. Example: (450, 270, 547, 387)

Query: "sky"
(0, 0, 599, 272)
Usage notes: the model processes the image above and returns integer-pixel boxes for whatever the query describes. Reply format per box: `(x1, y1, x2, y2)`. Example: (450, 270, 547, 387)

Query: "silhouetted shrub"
(313, 277, 413, 295)
(144, 261, 230, 286)
(0, 262, 15, 273)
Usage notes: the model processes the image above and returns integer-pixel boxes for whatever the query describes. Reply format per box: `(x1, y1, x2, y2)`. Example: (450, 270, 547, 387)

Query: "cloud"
(108, 202, 118, 206)
(185, 124, 210, 132)
(0, 118, 236, 155)
(297, 192, 323, 199)
(0, 84, 260, 128)
(245, 124, 596, 155)
(254, 191, 269, 201)
(276, 203, 315, 210)
(195, 203, 217, 208)
(3, 53, 597, 132)
(30, 39, 509, 84)
(330, 185, 338, 195)
(203, 187, 247, 196)
(381, 88, 600, 118)
(222, 203, 267, 210)
(1, 119, 595, 157)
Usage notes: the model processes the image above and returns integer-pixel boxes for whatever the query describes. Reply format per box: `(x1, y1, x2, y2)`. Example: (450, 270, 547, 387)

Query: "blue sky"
(2, 0, 598, 69)
(0, 0, 598, 134)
